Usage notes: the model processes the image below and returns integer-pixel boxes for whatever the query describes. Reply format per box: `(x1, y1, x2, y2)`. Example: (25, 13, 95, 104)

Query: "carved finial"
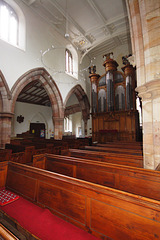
(122, 54, 132, 65)
(89, 65, 96, 74)
(127, 55, 136, 67)
(103, 52, 114, 60)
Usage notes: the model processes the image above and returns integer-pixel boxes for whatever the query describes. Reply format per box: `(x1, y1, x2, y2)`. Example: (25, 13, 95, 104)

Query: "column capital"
(0, 112, 14, 118)
(52, 116, 64, 122)
(136, 79, 160, 100)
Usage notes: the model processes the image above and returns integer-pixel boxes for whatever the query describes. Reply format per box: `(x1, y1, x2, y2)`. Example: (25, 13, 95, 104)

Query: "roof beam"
(48, 0, 92, 43)
(86, 0, 111, 35)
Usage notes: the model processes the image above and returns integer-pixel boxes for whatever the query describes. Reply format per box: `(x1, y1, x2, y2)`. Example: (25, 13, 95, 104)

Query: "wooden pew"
(0, 149, 12, 162)
(82, 146, 143, 156)
(61, 149, 143, 168)
(96, 142, 143, 150)
(1, 161, 160, 240)
(33, 153, 160, 201)
(2, 145, 60, 165)
(0, 161, 8, 188)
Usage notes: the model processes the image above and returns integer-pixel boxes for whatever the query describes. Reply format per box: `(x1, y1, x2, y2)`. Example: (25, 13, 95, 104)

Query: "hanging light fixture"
(64, 0, 69, 38)
(39, 0, 96, 83)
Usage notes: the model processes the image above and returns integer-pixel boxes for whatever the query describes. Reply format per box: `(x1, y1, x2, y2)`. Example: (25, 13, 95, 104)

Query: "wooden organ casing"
(89, 54, 140, 143)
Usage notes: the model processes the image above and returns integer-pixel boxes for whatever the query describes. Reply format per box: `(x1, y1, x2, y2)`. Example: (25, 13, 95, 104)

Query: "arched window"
(0, 0, 18, 45)
(65, 48, 73, 74)
(0, 0, 25, 49)
(64, 116, 72, 132)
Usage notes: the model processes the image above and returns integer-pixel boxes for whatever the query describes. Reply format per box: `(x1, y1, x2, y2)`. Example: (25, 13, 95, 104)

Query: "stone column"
(0, 112, 13, 148)
(52, 117, 64, 140)
(137, 80, 160, 169)
(126, 0, 160, 169)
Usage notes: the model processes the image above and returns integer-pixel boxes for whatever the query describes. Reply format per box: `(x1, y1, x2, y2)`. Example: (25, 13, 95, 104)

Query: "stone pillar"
(126, 0, 160, 169)
(0, 112, 13, 148)
(52, 117, 64, 140)
(137, 80, 160, 169)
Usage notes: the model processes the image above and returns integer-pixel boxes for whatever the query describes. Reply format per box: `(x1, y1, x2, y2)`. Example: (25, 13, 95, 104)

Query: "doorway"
(30, 123, 45, 138)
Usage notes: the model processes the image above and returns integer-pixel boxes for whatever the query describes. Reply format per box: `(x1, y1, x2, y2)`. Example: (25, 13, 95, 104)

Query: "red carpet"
(0, 196, 98, 240)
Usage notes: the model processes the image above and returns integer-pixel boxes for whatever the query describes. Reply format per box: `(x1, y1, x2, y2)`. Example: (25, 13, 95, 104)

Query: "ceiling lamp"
(64, 0, 69, 39)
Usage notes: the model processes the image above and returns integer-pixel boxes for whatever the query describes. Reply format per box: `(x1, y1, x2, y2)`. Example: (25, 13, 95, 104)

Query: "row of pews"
(1, 139, 160, 239)
(0, 138, 89, 164)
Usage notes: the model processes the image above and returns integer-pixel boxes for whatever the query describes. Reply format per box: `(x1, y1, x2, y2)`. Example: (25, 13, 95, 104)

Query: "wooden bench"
(96, 142, 143, 150)
(1, 145, 61, 165)
(0, 161, 160, 240)
(61, 149, 143, 168)
(33, 153, 160, 201)
(82, 146, 143, 156)
(0, 149, 12, 162)
(0, 162, 97, 240)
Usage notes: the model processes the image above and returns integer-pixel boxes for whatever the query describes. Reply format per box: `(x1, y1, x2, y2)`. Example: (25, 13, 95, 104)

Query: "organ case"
(89, 54, 140, 142)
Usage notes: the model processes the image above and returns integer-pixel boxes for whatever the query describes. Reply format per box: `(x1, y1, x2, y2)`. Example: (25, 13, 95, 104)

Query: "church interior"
(0, 0, 160, 239)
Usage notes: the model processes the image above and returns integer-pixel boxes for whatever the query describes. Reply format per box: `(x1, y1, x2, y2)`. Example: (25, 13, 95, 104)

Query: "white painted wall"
(0, 0, 87, 103)
(12, 102, 53, 139)
(72, 112, 82, 138)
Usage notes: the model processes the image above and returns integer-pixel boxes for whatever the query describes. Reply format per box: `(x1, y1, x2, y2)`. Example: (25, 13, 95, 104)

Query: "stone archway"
(0, 71, 13, 148)
(11, 68, 64, 140)
(64, 84, 90, 136)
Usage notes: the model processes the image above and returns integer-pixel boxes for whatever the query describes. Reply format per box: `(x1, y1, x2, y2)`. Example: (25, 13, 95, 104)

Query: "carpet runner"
(0, 190, 98, 240)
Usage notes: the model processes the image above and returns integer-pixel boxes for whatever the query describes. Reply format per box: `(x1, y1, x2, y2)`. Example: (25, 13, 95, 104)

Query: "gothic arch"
(0, 71, 13, 148)
(0, 71, 12, 112)
(11, 68, 64, 139)
(64, 84, 90, 122)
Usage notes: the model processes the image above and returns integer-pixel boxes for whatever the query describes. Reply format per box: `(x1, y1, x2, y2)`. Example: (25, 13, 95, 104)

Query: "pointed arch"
(0, 71, 13, 148)
(11, 68, 64, 139)
(0, 70, 12, 111)
(64, 84, 90, 121)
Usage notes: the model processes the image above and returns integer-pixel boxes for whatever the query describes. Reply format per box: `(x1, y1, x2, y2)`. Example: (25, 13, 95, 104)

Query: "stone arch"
(64, 84, 90, 136)
(0, 71, 13, 148)
(11, 68, 64, 139)
(64, 84, 90, 121)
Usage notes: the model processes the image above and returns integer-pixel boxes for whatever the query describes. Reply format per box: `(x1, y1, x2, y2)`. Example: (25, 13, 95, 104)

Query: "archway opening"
(64, 85, 90, 139)
(12, 80, 54, 139)
(64, 93, 82, 138)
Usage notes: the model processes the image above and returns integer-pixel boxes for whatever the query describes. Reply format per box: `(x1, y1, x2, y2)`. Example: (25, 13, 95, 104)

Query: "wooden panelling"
(6, 169, 37, 201)
(91, 199, 160, 240)
(0, 162, 8, 188)
(83, 146, 142, 156)
(37, 181, 86, 224)
(33, 154, 160, 202)
(76, 166, 115, 188)
(62, 149, 143, 168)
(46, 160, 73, 177)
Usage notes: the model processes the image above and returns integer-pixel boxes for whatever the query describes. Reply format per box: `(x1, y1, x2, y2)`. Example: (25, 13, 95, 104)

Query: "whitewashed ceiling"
(21, 0, 131, 59)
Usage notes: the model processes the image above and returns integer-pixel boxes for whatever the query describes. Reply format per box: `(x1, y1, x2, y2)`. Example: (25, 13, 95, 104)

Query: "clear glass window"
(64, 116, 72, 132)
(0, 0, 18, 46)
(65, 49, 73, 74)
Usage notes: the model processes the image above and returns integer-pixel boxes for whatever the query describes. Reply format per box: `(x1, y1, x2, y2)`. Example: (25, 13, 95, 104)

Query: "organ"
(89, 53, 140, 142)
